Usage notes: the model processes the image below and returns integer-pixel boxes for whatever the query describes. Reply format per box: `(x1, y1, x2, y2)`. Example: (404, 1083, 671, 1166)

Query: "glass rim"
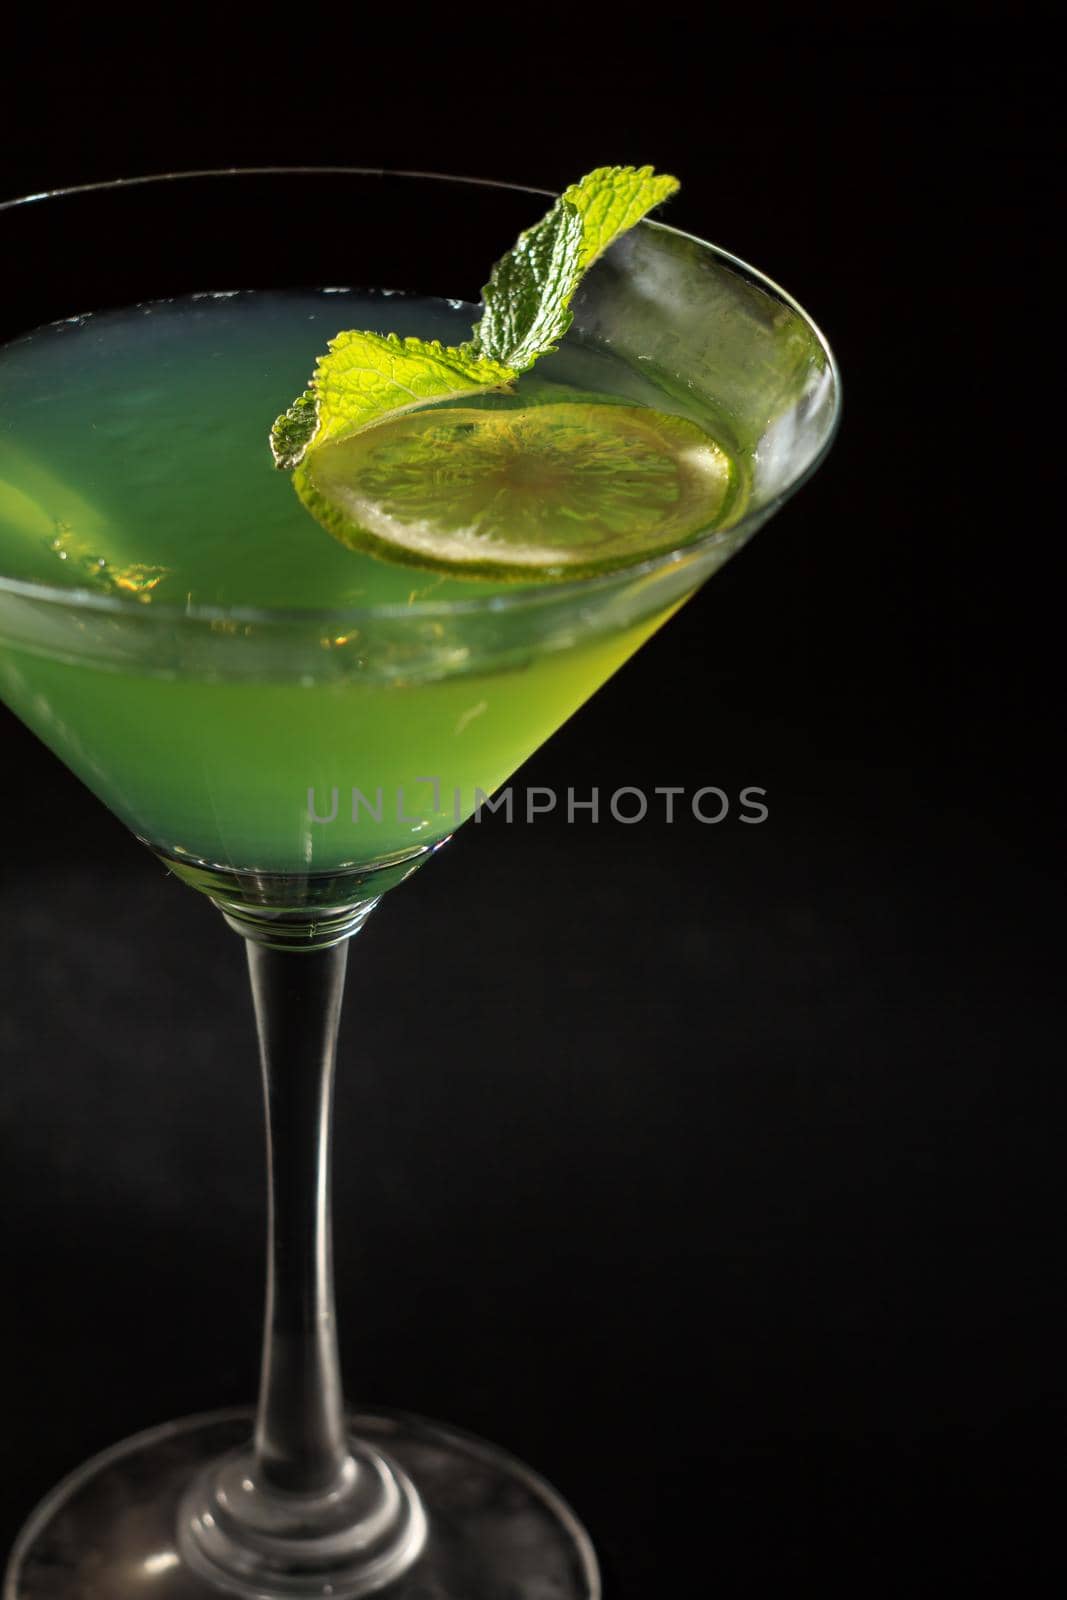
(0, 165, 842, 629)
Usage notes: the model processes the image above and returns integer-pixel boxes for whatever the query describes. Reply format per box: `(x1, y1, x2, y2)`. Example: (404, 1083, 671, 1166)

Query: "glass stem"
(247, 940, 352, 1495)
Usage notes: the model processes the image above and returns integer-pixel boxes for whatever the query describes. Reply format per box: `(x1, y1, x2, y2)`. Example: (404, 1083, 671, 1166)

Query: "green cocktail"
(0, 168, 838, 1600)
(0, 288, 744, 874)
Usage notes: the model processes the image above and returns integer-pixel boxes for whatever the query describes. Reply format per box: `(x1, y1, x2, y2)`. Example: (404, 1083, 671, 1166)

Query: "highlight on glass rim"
(0, 163, 839, 1598)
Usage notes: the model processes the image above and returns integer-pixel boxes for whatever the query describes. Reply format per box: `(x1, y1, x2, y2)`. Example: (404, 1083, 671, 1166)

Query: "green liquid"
(0, 291, 742, 872)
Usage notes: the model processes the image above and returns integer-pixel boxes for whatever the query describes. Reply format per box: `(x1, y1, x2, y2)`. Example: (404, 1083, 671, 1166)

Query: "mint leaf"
(563, 165, 680, 270)
(271, 332, 513, 470)
(461, 197, 585, 373)
(465, 165, 679, 371)
(272, 165, 678, 470)
(270, 389, 319, 470)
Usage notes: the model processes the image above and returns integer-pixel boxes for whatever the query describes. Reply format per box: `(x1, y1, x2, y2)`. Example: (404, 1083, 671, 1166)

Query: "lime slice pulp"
(300, 402, 739, 582)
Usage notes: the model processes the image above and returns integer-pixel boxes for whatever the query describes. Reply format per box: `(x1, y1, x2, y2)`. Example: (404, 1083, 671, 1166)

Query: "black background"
(0, 11, 1060, 1594)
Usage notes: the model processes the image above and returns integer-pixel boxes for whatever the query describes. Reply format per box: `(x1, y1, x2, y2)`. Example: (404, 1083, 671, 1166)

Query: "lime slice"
(300, 402, 738, 581)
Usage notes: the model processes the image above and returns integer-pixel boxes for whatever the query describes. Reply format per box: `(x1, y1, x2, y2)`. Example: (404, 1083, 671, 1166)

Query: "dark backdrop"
(0, 13, 1060, 1594)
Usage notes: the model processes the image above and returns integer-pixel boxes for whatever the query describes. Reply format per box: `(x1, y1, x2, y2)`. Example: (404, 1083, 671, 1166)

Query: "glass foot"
(4, 1408, 601, 1599)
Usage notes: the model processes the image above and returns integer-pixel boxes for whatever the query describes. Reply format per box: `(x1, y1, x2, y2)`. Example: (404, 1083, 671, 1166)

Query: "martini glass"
(0, 170, 839, 1598)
